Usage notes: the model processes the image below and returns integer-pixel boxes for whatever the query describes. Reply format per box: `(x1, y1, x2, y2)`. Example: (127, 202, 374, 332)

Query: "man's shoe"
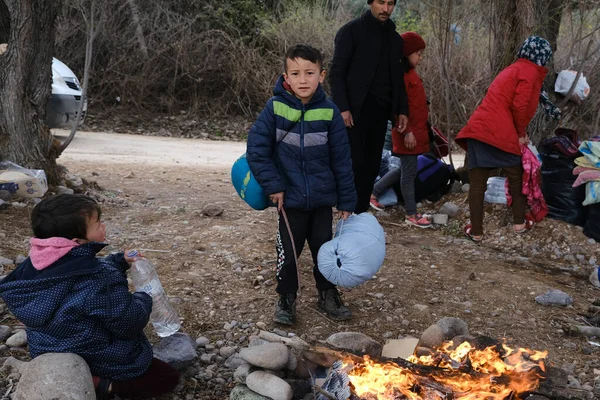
(273, 293, 296, 325)
(318, 288, 352, 321)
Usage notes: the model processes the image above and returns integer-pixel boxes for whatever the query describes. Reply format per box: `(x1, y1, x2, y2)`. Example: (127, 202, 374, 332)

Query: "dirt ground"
(1, 130, 600, 398)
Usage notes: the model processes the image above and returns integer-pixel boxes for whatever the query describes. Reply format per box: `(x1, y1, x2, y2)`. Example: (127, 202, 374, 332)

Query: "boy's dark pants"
(468, 165, 526, 236)
(347, 94, 391, 213)
(276, 207, 335, 294)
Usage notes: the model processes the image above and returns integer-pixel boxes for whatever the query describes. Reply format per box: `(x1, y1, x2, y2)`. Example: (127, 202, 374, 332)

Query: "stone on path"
(6, 330, 27, 347)
(240, 343, 289, 370)
(437, 317, 469, 340)
(420, 324, 444, 348)
(439, 202, 460, 218)
(535, 289, 573, 306)
(13, 353, 95, 400)
(246, 371, 293, 400)
(325, 332, 382, 358)
(153, 332, 198, 370)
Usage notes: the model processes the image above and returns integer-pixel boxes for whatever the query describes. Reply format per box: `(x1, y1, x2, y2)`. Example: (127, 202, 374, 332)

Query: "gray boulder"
(535, 289, 573, 306)
(246, 371, 293, 400)
(420, 324, 444, 348)
(437, 317, 469, 340)
(325, 332, 382, 358)
(13, 353, 95, 400)
(439, 202, 461, 218)
(153, 332, 198, 370)
(6, 330, 27, 347)
(0, 325, 12, 342)
(233, 363, 256, 384)
(239, 343, 289, 370)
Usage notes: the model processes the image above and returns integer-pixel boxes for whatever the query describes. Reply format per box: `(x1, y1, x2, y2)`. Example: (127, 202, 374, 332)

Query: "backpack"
(394, 153, 456, 202)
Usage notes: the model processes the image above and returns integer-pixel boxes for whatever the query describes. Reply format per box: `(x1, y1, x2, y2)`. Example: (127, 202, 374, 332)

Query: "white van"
(46, 58, 87, 129)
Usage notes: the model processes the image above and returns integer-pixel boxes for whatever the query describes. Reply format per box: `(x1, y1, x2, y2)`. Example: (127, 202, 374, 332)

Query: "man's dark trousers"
(275, 207, 336, 294)
(348, 94, 391, 213)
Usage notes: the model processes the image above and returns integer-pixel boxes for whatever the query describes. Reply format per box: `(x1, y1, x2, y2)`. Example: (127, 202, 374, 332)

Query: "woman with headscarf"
(456, 36, 561, 242)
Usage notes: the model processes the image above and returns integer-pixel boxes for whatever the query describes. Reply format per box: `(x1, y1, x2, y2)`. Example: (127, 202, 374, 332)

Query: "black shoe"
(318, 288, 352, 321)
(274, 293, 297, 325)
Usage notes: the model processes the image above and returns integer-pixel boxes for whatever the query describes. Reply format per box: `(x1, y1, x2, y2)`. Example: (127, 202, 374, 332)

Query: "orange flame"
(345, 340, 547, 399)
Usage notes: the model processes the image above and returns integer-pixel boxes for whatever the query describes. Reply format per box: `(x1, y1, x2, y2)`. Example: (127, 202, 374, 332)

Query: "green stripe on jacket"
(273, 101, 334, 122)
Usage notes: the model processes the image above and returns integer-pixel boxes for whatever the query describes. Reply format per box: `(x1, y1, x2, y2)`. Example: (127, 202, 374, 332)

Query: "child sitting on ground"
(370, 32, 432, 228)
(0, 194, 179, 400)
(246, 44, 357, 325)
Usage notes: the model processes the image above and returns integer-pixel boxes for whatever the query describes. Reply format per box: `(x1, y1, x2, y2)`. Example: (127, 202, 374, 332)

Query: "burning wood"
(313, 337, 548, 400)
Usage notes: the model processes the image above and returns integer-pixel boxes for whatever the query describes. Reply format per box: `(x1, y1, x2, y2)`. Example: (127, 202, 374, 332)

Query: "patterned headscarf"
(517, 35, 561, 120)
(517, 35, 552, 67)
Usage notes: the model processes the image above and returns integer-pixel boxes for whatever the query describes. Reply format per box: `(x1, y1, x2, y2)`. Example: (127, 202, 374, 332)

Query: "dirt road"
(54, 130, 246, 167)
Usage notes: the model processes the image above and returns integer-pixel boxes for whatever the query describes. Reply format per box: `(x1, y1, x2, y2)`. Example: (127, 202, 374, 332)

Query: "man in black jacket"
(330, 0, 409, 213)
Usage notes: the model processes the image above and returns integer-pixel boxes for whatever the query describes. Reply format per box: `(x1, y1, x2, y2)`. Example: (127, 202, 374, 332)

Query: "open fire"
(343, 340, 548, 400)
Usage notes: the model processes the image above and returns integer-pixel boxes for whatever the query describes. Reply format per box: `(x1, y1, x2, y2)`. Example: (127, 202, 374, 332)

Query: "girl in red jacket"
(370, 32, 432, 228)
(456, 36, 559, 241)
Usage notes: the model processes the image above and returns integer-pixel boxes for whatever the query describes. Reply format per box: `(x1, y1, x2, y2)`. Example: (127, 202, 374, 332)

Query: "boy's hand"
(341, 111, 354, 128)
(396, 114, 408, 133)
(124, 250, 141, 265)
(404, 132, 416, 150)
(269, 192, 284, 210)
(338, 211, 352, 221)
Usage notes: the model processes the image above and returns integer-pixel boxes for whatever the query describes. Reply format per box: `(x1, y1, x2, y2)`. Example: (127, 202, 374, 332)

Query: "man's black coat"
(329, 11, 409, 121)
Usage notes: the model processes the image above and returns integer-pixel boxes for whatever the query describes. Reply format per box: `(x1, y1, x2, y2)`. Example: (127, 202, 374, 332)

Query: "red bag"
(429, 125, 449, 158)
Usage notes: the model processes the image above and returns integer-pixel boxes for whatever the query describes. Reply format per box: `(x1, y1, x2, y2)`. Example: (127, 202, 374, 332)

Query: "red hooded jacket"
(392, 68, 429, 155)
(455, 59, 547, 156)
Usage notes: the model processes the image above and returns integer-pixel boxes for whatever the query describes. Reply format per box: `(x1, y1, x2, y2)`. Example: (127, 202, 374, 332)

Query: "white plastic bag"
(554, 70, 590, 104)
(484, 177, 507, 204)
(0, 161, 48, 198)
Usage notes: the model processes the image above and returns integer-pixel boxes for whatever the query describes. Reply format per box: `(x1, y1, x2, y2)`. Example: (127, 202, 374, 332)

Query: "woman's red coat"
(455, 59, 547, 156)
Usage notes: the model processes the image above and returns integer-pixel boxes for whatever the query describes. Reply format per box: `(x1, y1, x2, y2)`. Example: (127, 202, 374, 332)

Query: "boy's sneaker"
(369, 197, 385, 211)
(274, 293, 296, 325)
(318, 288, 352, 321)
(405, 214, 432, 228)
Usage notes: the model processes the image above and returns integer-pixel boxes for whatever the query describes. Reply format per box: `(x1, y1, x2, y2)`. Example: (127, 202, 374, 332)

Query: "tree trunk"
(490, 0, 534, 74)
(0, 0, 60, 183)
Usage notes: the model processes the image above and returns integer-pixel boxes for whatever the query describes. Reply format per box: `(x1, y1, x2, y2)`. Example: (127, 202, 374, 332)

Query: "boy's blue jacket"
(246, 75, 357, 211)
(0, 243, 153, 380)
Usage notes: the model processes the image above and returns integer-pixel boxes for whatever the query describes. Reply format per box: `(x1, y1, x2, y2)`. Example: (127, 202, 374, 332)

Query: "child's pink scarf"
(29, 237, 79, 270)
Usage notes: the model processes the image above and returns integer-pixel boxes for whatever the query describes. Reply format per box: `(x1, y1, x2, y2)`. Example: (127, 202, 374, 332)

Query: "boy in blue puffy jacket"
(247, 44, 357, 325)
(0, 194, 179, 399)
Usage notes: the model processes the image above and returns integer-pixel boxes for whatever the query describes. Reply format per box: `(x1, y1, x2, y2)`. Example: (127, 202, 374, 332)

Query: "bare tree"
(0, 0, 60, 182)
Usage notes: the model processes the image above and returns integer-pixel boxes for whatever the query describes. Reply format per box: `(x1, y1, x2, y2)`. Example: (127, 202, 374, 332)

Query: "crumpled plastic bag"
(0, 161, 48, 198)
(554, 70, 591, 104)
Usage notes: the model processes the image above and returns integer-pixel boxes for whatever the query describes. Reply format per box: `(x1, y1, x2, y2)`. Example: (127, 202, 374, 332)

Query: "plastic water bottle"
(128, 251, 180, 337)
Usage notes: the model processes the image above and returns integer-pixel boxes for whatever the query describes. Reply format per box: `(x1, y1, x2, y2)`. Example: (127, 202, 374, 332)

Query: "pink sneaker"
(369, 197, 385, 211)
(405, 214, 432, 228)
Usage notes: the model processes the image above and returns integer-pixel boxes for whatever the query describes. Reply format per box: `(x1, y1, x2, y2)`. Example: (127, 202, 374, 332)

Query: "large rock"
(420, 324, 444, 348)
(153, 332, 198, 370)
(535, 289, 573, 306)
(13, 353, 95, 400)
(436, 317, 469, 340)
(234, 363, 256, 384)
(325, 332, 382, 358)
(6, 330, 27, 347)
(229, 384, 270, 400)
(239, 343, 289, 370)
(0, 325, 12, 342)
(246, 371, 293, 400)
(439, 202, 461, 218)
